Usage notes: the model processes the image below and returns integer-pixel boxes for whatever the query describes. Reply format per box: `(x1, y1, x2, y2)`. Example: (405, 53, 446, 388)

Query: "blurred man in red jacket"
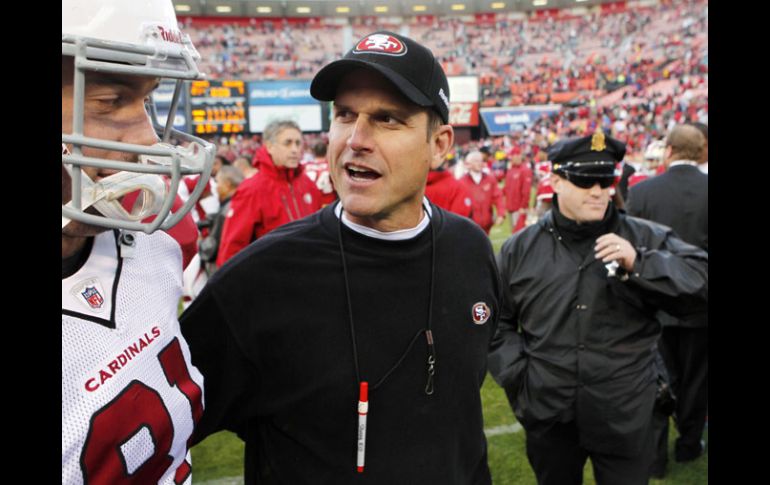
(459, 150, 505, 234)
(425, 159, 472, 217)
(503, 153, 533, 233)
(216, 120, 322, 266)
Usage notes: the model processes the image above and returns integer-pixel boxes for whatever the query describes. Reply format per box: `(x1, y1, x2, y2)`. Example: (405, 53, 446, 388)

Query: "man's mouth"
(344, 163, 381, 182)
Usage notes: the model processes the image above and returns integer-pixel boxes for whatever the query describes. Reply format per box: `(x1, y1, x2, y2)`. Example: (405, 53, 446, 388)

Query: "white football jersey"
(62, 230, 204, 485)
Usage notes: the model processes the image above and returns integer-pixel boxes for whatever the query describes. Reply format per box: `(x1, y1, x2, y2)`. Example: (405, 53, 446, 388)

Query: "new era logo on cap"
(353, 34, 407, 56)
(438, 88, 449, 110)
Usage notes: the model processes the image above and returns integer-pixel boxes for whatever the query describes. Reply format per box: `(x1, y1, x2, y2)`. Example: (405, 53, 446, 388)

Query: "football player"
(62, 0, 214, 483)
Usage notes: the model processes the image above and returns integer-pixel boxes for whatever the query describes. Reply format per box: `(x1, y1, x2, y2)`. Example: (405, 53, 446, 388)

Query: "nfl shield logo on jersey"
(81, 286, 104, 309)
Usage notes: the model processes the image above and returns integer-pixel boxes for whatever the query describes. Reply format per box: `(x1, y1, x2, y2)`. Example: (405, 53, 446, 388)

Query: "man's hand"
(595, 233, 636, 271)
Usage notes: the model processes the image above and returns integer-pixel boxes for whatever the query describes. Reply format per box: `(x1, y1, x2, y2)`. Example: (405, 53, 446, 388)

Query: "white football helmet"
(62, 0, 215, 233)
(643, 139, 666, 171)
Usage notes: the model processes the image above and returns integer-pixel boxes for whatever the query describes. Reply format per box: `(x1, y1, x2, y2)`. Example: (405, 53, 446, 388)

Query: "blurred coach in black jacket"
(489, 131, 708, 485)
(627, 124, 708, 466)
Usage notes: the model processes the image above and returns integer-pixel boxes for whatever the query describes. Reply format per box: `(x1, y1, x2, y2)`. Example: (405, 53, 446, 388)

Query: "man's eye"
(335, 110, 354, 120)
(91, 96, 120, 109)
(379, 115, 400, 125)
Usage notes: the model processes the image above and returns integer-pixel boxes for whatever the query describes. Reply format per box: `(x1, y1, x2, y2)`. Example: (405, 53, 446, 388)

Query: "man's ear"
(551, 174, 565, 194)
(663, 145, 674, 166)
(430, 124, 454, 170)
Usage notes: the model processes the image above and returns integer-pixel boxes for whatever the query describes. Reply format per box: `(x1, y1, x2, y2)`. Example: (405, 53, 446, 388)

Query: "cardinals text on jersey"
(62, 230, 204, 485)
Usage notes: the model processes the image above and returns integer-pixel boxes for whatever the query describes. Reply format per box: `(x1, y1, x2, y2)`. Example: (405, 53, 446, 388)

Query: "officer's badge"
(591, 130, 606, 151)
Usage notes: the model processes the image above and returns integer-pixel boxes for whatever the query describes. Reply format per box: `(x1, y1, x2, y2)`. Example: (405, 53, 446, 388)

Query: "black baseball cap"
(310, 31, 451, 124)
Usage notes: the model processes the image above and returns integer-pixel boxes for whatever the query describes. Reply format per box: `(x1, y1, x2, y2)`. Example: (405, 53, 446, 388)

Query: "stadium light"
(175, 4, 191, 12)
(374, 5, 388, 12)
(297, 6, 311, 13)
(215, 6, 232, 13)
(336, 6, 350, 13)
(451, 4, 466, 11)
(533, 0, 547, 6)
(256, 6, 272, 13)
(413, 5, 427, 12)
(491, 2, 506, 8)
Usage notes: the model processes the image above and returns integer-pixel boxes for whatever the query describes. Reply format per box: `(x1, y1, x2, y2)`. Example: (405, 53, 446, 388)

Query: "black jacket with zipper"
(489, 201, 708, 457)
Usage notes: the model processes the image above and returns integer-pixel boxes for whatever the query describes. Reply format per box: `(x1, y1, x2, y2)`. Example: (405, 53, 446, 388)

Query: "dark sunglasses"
(564, 173, 615, 189)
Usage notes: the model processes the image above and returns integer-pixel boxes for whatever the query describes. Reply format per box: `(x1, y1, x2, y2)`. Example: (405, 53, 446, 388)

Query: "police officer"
(489, 131, 708, 485)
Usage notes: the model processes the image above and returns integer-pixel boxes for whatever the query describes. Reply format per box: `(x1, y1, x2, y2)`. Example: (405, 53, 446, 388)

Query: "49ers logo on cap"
(471, 302, 491, 325)
(353, 34, 407, 56)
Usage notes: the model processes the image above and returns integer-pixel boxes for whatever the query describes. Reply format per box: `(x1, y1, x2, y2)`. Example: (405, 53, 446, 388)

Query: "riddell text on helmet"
(157, 25, 184, 44)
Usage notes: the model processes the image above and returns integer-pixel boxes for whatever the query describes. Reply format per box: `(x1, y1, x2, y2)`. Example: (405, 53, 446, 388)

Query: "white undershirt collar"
(334, 198, 433, 241)
(470, 171, 483, 184)
(669, 159, 700, 168)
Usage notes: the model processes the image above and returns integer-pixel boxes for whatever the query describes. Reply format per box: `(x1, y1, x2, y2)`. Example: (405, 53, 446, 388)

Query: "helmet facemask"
(62, 0, 215, 233)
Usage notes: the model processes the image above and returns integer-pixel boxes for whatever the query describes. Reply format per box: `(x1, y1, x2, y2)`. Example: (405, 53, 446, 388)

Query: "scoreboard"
(189, 80, 248, 134)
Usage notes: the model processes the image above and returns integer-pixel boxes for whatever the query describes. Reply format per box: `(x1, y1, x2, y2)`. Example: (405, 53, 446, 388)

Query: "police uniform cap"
(548, 131, 626, 177)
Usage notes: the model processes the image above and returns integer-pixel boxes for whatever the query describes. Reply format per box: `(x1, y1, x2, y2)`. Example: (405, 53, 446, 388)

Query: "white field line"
(484, 422, 523, 437)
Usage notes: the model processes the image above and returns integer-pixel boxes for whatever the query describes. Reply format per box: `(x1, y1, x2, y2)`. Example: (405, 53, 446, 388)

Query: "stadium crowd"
(182, 0, 707, 108)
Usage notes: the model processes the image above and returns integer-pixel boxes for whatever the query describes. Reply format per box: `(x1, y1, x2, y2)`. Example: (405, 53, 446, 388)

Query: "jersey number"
(80, 338, 203, 484)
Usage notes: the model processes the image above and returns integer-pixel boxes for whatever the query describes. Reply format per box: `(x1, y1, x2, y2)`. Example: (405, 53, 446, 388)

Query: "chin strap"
(61, 168, 167, 229)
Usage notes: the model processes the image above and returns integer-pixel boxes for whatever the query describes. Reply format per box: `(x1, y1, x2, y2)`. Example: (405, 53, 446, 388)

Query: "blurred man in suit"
(627, 124, 708, 476)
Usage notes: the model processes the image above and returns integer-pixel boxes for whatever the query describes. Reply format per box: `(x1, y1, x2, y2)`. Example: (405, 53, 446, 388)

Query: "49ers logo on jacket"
(354, 34, 407, 56)
(471, 302, 491, 325)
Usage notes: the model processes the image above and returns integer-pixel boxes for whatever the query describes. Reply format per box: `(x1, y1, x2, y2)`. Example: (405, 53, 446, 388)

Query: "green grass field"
(191, 214, 708, 484)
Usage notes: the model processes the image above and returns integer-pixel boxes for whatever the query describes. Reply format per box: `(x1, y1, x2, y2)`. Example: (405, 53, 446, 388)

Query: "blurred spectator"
(629, 139, 665, 188)
(233, 156, 258, 179)
(503, 153, 533, 233)
(199, 165, 244, 275)
(459, 151, 505, 234)
(177, 153, 229, 233)
(627, 124, 708, 475)
(688, 121, 708, 174)
(534, 159, 554, 219)
(216, 119, 323, 266)
(616, 159, 637, 202)
(302, 140, 337, 205)
(425, 159, 473, 217)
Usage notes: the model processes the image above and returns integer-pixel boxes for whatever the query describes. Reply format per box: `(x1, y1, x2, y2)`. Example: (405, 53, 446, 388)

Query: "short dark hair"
(426, 109, 443, 141)
(312, 141, 327, 158)
(217, 165, 244, 186)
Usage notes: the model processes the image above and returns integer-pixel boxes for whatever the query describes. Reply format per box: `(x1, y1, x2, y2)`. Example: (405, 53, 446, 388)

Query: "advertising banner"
(479, 105, 561, 135)
(247, 81, 322, 132)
